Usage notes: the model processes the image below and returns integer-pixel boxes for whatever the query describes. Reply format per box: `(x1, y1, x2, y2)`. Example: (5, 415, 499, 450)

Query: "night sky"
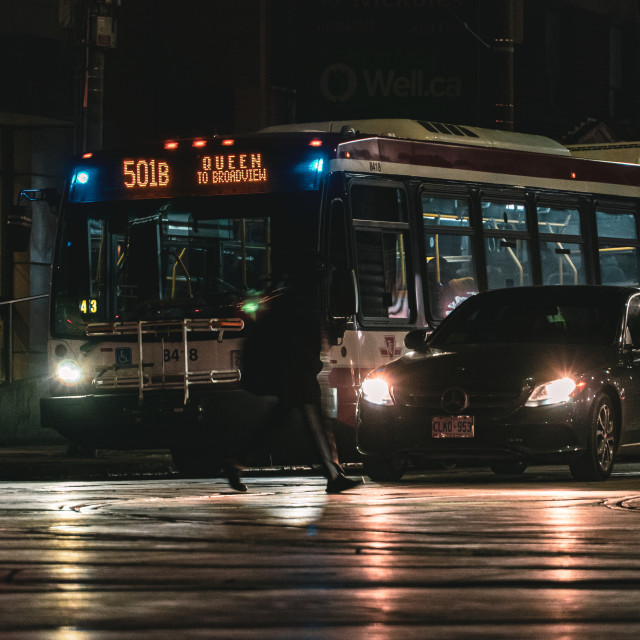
(76, 1, 640, 146)
(101, 0, 487, 145)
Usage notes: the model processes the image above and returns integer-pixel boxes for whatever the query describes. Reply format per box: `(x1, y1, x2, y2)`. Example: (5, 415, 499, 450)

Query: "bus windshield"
(52, 191, 319, 337)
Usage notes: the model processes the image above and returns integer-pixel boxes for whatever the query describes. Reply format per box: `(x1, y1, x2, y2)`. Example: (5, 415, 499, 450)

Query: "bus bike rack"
(85, 317, 244, 404)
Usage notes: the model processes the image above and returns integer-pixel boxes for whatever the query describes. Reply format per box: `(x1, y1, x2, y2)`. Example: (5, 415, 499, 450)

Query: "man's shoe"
(326, 474, 363, 494)
(223, 464, 247, 492)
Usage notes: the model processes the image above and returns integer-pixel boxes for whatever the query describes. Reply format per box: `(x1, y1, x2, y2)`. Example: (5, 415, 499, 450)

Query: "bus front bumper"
(40, 389, 271, 449)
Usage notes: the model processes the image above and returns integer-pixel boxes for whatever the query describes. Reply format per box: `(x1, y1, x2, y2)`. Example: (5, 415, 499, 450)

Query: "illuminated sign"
(123, 159, 170, 189)
(80, 299, 98, 314)
(67, 144, 324, 203)
(121, 153, 268, 191)
(196, 153, 268, 185)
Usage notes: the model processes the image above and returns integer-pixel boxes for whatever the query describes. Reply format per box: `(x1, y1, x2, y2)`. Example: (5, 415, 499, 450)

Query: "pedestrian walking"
(225, 273, 362, 493)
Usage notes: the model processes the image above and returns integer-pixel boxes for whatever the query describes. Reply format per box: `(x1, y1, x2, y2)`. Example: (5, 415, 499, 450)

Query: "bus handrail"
(170, 248, 192, 298)
(503, 242, 524, 286)
(557, 242, 579, 285)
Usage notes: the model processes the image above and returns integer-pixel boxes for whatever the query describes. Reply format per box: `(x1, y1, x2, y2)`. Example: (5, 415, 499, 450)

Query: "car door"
(620, 293, 640, 448)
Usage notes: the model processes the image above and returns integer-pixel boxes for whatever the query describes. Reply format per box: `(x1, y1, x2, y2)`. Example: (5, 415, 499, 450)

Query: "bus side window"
(351, 184, 412, 323)
(353, 227, 410, 320)
(536, 203, 586, 286)
(482, 199, 532, 290)
(596, 209, 640, 286)
(422, 193, 478, 321)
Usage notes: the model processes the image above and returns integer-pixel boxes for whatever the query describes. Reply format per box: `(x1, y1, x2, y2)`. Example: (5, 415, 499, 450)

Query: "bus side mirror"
(404, 328, 430, 352)
(329, 267, 357, 319)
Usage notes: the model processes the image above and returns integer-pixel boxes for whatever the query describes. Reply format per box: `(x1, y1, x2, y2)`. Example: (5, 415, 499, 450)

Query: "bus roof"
(70, 122, 640, 203)
(568, 142, 640, 164)
(260, 119, 571, 157)
(329, 134, 640, 198)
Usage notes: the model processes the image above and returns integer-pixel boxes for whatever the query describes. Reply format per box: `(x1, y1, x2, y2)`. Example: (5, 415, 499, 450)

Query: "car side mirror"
(404, 328, 430, 352)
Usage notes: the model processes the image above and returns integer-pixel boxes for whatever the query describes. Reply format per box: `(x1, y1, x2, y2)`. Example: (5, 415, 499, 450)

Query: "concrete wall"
(0, 115, 73, 444)
(0, 377, 64, 445)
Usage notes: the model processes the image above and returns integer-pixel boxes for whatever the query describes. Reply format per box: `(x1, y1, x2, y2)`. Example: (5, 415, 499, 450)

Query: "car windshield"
(430, 289, 621, 346)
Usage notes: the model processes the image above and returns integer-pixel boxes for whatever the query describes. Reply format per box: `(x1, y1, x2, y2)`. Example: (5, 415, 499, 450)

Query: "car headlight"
(525, 377, 581, 407)
(361, 376, 394, 406)
(55, 359, 83, 385)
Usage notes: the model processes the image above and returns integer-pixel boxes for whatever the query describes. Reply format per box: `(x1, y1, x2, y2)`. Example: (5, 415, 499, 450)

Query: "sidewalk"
(0, 446, 176, 481)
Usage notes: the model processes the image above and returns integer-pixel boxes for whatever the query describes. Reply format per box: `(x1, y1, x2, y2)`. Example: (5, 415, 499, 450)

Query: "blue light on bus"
(73, 170, 90, 185)
(69, 166, 101, 202)
(290, 153, 328, 190)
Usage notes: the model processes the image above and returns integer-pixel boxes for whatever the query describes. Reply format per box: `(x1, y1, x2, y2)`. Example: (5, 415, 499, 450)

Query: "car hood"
(381, 343, 617, 394)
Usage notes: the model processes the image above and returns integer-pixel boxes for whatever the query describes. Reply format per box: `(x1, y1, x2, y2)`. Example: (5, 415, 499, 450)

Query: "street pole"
(493, 0, 515, 131)
(84, 44, 105, 152)
(78, 0, 118, 153)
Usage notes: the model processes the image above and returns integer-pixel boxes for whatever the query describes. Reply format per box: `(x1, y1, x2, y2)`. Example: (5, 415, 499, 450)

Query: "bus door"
(339, 182, 414, 424)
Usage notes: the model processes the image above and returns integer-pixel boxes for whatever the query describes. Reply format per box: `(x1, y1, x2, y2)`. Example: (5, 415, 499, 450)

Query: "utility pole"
(65, 0, 119, 153)
(493, 0, 516, 131)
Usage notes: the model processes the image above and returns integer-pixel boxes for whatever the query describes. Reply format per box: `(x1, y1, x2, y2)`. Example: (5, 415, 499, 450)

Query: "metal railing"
(0, 294, 49, 385)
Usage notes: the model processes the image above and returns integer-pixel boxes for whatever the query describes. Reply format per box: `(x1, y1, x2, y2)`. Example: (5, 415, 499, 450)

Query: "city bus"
(39, 119, 640, 473)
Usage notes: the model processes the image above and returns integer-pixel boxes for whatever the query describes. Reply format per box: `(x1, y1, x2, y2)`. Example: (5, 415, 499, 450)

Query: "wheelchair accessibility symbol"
(115, 347, 132, 366)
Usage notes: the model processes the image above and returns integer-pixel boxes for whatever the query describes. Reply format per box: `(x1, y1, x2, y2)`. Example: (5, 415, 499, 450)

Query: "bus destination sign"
(69, 142, 325, 203)
(121, 152, 268, 194)
(196, 153, 268, 186)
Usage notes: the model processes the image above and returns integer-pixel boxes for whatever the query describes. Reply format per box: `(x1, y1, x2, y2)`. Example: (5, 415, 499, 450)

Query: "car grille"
(396, 389, 524, 412)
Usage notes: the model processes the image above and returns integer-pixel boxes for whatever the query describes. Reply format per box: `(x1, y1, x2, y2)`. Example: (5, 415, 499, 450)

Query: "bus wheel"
(363, 455, 407, 482)
(569, 392, 617, 481)
(490, 461, 527, 476)
(170, 445, 221, 478)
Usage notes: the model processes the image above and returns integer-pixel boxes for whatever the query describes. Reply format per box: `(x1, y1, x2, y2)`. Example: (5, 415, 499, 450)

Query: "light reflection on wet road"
(1, 464, 640, 638)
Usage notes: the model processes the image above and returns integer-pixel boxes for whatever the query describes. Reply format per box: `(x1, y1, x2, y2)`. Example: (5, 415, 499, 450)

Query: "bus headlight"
(525, 377, 582, 407)
(361, 376, 394, 406)
(55, 359, 83, 385)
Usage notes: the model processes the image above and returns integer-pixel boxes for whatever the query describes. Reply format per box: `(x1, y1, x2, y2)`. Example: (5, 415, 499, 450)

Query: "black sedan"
(356, 286, 640, 482)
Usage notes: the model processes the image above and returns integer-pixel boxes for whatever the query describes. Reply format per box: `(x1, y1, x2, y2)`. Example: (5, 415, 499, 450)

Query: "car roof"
(473, 285, 639, 302)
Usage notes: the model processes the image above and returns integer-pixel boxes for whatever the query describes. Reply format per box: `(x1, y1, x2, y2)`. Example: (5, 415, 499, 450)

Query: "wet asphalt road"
(1, 449, 640, 638)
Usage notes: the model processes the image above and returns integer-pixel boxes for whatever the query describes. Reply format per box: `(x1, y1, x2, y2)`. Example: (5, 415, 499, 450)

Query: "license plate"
(432, 415, 474, 438)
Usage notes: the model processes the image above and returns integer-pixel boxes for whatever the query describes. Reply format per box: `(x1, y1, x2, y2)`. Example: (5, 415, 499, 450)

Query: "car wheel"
(569, 392, 617, 481)
(489, 460, 527, 475)
(363, 455, 407, 481)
